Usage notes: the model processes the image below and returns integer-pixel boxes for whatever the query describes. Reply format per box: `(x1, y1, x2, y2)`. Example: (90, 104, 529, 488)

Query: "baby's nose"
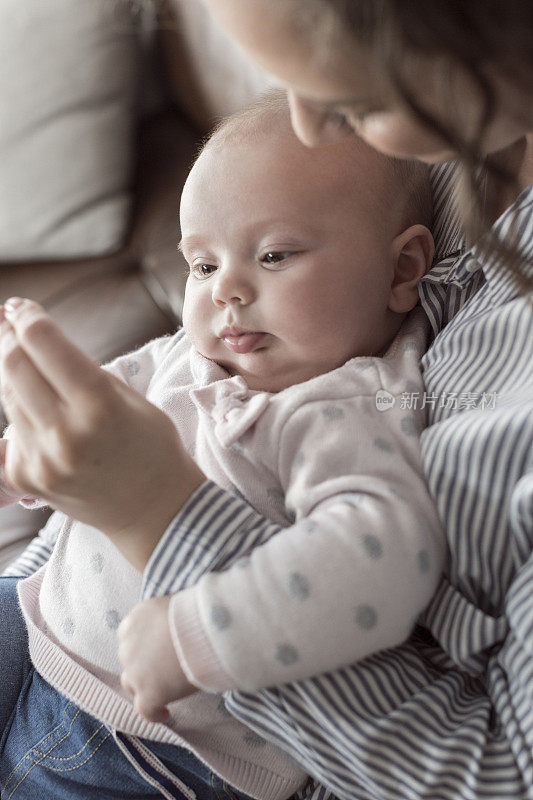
(211, 267, 255, 307)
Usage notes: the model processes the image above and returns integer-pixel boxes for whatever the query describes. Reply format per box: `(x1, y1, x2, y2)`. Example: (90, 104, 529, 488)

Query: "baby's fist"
(118, 596, 196, 723)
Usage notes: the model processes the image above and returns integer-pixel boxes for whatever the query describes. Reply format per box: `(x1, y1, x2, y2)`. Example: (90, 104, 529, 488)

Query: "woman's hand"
(118, 596, 196, 722)
(0, 298, 205, 569)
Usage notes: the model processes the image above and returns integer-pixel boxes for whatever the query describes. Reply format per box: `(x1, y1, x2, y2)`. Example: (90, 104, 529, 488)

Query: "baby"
(1, 95, 443, 800)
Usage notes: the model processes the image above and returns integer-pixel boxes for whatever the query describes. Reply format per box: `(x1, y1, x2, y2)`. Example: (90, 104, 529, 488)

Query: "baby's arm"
(120, 353, 444, 715)
(167, 399, 444, 691)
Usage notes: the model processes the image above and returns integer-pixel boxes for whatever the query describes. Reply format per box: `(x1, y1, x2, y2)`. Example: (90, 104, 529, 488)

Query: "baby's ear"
(388, 224, 435, 314)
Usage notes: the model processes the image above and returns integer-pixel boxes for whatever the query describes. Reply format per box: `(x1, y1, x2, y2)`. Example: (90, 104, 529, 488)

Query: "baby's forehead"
(199, 123, 391, 187)
(186, 118, 426, 232)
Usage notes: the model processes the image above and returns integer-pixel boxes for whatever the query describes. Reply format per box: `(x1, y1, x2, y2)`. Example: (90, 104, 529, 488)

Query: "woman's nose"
(287, 89, 353, 146)
(211, 266, 255, 308)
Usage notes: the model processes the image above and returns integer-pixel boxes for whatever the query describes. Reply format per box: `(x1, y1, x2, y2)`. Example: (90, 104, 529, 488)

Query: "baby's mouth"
(219, 328, 267, 354)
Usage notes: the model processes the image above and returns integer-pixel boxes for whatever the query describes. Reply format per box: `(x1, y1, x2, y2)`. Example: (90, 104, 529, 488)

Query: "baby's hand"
(118, 596, 196, 723)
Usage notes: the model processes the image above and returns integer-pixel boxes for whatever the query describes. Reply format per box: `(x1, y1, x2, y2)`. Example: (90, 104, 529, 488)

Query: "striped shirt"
(7, 164, 533, 800)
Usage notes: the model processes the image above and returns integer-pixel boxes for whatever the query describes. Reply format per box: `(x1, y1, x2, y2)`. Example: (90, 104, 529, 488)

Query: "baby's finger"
(120, 671, 170, 724)
(120, 671, 136, 698)
(135, 697, 170, 724)
(3, 298, 105, 403)
(0, 321, 62, 426)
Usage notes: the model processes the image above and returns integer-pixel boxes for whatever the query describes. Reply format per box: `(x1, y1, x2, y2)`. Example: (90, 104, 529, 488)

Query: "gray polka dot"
(418, 549, 430, 574)
(404, 340, 419, 352)
(64, 564, 73, 584)
(390, 488, 406, 501)
(288, 572, 311, 600)
(303, 519, 317, 534)
(374, 438, 394, 453)
(243, 731, 266, 748)
(355, 605, 378, 630)
(323, 406, 345, 420)
(62, 618, 75, 637)
(236, 555, 251, 569)
(267, 487, 284, 504)
(404, 380, 421, 394)
(211, 604, 232, 630)
(362, 534, 383, 559)
(188, 442, 196, 458)
(90, 552, 104, 574)
(127, 360, 140, 376)
(276, 643, 299, 665)
(400, 417, 419, 437)
(293, 452, 305, 468)
(105, 609, 121, 630)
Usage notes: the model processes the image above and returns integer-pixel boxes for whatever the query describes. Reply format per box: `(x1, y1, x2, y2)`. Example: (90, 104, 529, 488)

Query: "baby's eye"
(260, 251, 293, 270)
(191, 263, 217, 280)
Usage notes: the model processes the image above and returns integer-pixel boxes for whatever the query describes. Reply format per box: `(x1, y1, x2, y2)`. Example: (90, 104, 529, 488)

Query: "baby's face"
(180, 128, 402, 392)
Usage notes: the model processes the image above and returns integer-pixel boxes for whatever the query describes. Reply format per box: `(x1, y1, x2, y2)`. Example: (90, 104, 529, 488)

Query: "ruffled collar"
(190, 375, 271, 447)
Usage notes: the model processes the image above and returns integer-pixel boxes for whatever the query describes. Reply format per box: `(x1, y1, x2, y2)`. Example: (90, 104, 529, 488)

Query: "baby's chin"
(205, 342, 343, 393)
(216, 361, 299, 393)
(233, 362, 336, 394)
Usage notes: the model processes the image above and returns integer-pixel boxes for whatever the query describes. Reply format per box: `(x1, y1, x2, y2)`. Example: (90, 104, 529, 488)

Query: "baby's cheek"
(182, 292, 210, 343)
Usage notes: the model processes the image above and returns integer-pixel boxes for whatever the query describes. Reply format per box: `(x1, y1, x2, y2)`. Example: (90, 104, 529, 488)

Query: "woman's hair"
(304, 0, 533, 291)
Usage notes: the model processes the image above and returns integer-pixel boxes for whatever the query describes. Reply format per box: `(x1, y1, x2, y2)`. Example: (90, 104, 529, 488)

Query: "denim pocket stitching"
(3, 706, 85, 799)
(2, 702, 76, 791)
(31, 723, 107, 765)
(33, 732, 111, 774)
(210, 772, 226, 800)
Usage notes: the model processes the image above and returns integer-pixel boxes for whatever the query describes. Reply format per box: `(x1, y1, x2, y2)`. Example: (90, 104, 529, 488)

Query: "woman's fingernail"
(4, 297, 27, 315)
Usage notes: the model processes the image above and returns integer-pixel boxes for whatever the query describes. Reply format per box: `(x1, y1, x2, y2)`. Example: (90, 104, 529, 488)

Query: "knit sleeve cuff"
(169, 589, 235, 692)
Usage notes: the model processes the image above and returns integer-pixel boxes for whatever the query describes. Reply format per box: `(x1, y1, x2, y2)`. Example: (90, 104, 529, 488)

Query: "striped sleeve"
(2, 511, 66, 577)
(142, 481, 284, 598)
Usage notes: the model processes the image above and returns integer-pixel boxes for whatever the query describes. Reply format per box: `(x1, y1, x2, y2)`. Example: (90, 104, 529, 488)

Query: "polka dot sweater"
(16, 307, 444, 800)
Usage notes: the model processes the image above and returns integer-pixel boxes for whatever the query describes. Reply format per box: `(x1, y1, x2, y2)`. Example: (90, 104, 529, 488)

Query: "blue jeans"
(0, 577, 255, 800)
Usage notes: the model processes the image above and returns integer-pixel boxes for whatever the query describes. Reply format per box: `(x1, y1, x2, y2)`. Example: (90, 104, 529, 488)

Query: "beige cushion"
(160, 0, 274, 131)
(0, 0, 139, 260)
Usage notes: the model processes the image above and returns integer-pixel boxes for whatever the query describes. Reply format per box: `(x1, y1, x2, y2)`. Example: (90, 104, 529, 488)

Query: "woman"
(194, 3, 533, 798)
(1, 1, 532, 798)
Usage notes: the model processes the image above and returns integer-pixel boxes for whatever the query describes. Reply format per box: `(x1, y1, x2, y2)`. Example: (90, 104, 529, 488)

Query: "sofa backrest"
(0, 0, 141, 261)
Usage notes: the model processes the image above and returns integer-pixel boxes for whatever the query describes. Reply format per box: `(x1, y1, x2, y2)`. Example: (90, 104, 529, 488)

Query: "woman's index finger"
(3, 298, 104, 401)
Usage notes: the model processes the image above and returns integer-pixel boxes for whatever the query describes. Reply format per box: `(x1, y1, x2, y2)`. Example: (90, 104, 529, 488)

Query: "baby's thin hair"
(199, 89, 433, 232)
(199, 90, 292, 152)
